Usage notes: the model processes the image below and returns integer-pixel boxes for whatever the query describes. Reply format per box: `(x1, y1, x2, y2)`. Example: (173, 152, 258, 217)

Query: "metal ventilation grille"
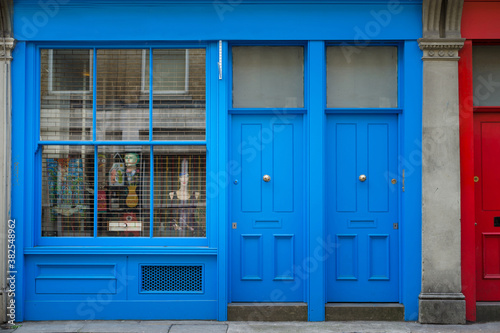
(141, 265, 203, 292)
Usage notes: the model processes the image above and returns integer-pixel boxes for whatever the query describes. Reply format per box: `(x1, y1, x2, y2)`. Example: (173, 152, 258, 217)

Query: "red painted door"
(475, 113, 500, 301)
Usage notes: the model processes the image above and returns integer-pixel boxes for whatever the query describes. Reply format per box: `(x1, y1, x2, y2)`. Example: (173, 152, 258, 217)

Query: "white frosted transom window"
(327, 46, 398, 108)
(232, 46, 304, 108)
(473, 46, 500, 107)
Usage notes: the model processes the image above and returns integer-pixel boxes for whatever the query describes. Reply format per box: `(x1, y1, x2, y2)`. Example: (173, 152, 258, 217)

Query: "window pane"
(40, 49, 93, 141)
(42, 145, 94, 237)
(153, 146, 206, 237)
(97, 146, 150, 237)
(96, 49, 149, 140)
(327, 46, 398, 108)
(232, 46, 304, 108)
(473, 46, 500, 106)
(151, 49, 206, 141)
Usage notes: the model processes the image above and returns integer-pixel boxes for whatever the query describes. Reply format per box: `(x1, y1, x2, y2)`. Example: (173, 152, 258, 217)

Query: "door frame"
(217, 40, 422, 321)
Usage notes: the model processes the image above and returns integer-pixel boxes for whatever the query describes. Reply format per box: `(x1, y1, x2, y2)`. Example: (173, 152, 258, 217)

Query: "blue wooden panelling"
(326, 114, 399, 302)
(273, 235, 294, 280)
(368, 235, 390, 280)
(240, 235, 263, 280)
(368, 124, 390, 212)
(273, 124, 294, 212)
(336, 123, 357, 212)
(401, 40, 423, 321)
(307, 41, 326, 321)
(241, 124, 262, 212)
(24, 254, 218, 320)
(230, 115, 304, 302)
(336, 235, 358, 280)
(10, 0, 424, 321)
(13, 2, 422, 42)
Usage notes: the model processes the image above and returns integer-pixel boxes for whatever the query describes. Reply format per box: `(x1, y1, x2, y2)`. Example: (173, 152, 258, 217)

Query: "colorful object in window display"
(169, 158, 200, 233)
(125, 152, 140, 208)
(47, 158, 86, 217)
(97, 190, 107, 211)
(109, 163, 125, 186)
(108, 212, 141, 237)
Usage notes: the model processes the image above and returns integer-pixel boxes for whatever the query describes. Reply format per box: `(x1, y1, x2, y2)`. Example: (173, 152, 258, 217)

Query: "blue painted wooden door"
(326, 114, 399, 302)
(230, 115, 304, 302)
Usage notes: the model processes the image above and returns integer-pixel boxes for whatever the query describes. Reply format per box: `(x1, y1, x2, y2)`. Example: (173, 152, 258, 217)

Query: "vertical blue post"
(307, 41, 326, 321)
(216, 40, 229, 321)
(149, 48, 154, 238)
(401, 40, 422, 321)
(11, 42, 27, 322)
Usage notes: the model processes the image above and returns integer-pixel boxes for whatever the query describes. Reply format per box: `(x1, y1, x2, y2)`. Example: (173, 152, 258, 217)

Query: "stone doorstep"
(227, 303, 308, 322)
(476, 302, 500, 323)
(227, 303, 404, 322)
(326, 303, 404, 322)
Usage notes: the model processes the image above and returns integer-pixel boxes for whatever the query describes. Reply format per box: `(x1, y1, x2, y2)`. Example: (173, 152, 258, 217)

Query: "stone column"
(418, 38, 466, 324)
(0, 37, 15, 323)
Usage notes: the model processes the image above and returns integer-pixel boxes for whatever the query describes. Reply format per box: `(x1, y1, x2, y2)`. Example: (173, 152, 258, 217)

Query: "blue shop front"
(11, 0, 423, 321)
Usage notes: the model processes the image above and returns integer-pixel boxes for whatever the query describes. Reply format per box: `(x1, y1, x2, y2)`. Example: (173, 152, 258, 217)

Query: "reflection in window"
(327, 46, 398, 108)
(40, 49, 93, 141)
(96, 49, 149, 141)
(41, 145, 94, 237)
(152, 49, 206, 141)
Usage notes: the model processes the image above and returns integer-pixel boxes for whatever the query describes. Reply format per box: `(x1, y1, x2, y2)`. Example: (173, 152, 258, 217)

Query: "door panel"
(326, 114, 399, 302)
(230, 115, 304, 302)
(475, 113, 500, 300)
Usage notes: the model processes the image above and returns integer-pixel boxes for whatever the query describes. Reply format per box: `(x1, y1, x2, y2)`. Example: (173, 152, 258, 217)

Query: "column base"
(419, 293, 466, 324)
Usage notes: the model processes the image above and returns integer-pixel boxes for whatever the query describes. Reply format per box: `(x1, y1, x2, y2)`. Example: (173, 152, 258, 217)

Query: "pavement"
(2, 321, 500, 333)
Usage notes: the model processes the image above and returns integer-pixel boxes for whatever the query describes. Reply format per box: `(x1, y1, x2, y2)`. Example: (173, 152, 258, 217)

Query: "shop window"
(232, 46, 304, 108)
(326, 46, 398, 108)
(472, 46, 500, 106)
(40, 48, 207, 240)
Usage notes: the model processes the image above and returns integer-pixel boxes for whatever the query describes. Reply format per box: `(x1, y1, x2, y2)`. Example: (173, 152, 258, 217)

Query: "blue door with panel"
(326, 114, 399, 302)
(230, 115, 304, 302)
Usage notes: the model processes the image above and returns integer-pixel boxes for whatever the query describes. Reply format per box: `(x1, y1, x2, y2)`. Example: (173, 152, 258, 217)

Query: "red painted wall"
(459, 40, 476, 322)
(460, 1, 500, 322)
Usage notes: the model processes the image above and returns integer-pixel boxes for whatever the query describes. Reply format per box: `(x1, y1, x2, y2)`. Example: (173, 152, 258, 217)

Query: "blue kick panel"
(230, 115, 305, 302)
(24, 254, 217, 320)
(326, 114, 399, 302)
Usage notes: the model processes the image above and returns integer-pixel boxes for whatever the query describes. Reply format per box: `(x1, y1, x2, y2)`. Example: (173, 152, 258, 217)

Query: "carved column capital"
(0, 38, 16, 60)
(418, 38, 465, 61)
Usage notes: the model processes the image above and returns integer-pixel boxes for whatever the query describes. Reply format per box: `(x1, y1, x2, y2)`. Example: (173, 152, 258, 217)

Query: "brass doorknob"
(359, 174, 367, 182)
(263, 175, 271, 182)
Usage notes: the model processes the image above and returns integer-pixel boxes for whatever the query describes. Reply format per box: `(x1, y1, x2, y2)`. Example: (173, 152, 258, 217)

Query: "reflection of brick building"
(0, 0, 495, 325)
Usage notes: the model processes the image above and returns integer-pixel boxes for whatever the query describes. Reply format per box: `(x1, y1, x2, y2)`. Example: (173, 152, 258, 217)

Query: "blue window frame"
(35, 44, 212, 246)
